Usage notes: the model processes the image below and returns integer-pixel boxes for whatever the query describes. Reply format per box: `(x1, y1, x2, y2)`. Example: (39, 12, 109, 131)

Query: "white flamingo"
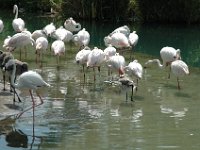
(64, 17, 81, 32)
(124, 59, 143, 84)
(52, 26, 73, 43)
(75, 46, 91, 71)
(43, 22, 56, 37)
(3, 36, 11, 49)
(87, 47, 105, 80)
(8, 58, 50, 118)
(171, 60, 189, 90)
(104, 32, 130, 49)
(31, 29, 47, 41)
(106, 53, 126, 77)
(103, 45, 117, 60)
(4, 32, 35, 60)
(128, 31, 139, 47)
(0, 19, 4, 33)
(35, 37, 48, 65)
(51, 40, 65, 66)
(110, 25, 130, 37)
(12, 5, 25, 32)
(72, 28, 90, 50)
(145, 46, 181, 78)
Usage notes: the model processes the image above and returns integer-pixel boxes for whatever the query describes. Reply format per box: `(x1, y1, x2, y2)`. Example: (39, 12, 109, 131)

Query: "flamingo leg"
(177, 77, 181, 90)
(16, 90, 43, 118)
(3, 73, 6, 91)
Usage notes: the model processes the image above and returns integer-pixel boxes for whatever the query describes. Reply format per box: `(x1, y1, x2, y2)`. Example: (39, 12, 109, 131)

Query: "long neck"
(154, 59, 164, 69)
(14, 5, 18, 19)
(11, 61, 18, 88)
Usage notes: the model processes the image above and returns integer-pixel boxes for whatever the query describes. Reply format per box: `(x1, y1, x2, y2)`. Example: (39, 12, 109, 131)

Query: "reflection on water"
(0, 10, 200, 149)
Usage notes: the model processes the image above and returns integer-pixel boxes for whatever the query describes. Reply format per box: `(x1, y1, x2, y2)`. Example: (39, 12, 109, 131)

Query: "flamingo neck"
(154, 59, 164, 69)
(14, 6, 18, 19)
(11, 60, 19, 88)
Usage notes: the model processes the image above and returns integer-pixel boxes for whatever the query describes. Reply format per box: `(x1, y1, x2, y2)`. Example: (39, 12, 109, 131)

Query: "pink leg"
(16, 90, 44, 118)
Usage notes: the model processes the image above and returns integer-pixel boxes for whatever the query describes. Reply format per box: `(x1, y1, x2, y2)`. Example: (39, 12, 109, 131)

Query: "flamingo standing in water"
(171, 60, 189, 90)
(87, 47, 105, 80)
(145, 46, 181, 78)
(124, 59, 143, 84)
(72, 28, 90, 50)
(4, 58, 28, 102)
(12, 5, 25, 32)
(31, 29, 47, 41)
(35, 37, 48, 66)
(4, 31, 35, 60)
(0, 19, 4, 33)
(52, 26, 73, 43)
(104, 32, 130, 50)
(106, 53, 126, 77)
(51, 40, 65, 66)
(43, 22, 56, 37)
(8, 58, 50, 118)
(75, 46, 91, 72)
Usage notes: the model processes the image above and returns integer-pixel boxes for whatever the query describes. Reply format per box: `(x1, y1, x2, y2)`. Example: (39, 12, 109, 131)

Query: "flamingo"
(12, 5, 25, 32)
(145, 46, 181, 78)
(4, 31, 35, 60)
(4, 58, 28, 102)
(87, 47, 105, 80)
(52, 26, 73, 43)
(103, 45, 117, 60)
(104, 32, 130, 50)
(110, 25, 130, 37)
(43, 22, 56, 37)
(8, 58, 50, 118)
(0, 19, 4, 33)
(106, 53, 126, 77)
(72, 28, 90, 50)
(128, 31, 139, 47)
(3, 36, 12, 50)
(171, 60, 189, 90)
(0, 51, 13, 91)
(35, 37, 48, 65)
(31, 29, 47, 41)
(51, 40, 65, 66)
(64, 17, 81, 32)
(124, 59, 143, 84)
(75, 46, 91, 72)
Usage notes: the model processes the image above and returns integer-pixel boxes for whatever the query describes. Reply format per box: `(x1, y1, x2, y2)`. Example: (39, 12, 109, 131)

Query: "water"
(0, 10, 200, 150)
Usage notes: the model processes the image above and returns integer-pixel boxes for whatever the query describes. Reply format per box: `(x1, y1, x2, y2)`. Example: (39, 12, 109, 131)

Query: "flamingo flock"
(0, 4, 190, 120)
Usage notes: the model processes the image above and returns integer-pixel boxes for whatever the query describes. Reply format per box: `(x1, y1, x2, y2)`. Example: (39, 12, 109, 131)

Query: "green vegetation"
(1, 0, 200, 24)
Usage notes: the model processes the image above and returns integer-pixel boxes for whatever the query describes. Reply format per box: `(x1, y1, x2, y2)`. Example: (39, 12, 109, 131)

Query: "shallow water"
(0, 10, 200, 150)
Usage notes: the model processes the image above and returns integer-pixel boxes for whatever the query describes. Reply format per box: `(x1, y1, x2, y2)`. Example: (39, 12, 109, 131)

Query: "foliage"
(135, 0, 200, 24)
(1, 0, 200, 23)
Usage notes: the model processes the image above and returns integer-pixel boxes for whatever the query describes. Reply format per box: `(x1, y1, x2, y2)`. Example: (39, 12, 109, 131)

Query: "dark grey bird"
(104, 76, 137, 101)
(4, 59, 28, 103)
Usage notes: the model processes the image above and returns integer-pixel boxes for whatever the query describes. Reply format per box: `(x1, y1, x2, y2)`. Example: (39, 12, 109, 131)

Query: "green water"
(0, 10, 200, 150)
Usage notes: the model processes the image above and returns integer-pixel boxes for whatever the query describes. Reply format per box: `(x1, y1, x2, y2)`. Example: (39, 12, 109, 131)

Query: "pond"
(0, 10, 200, 150)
